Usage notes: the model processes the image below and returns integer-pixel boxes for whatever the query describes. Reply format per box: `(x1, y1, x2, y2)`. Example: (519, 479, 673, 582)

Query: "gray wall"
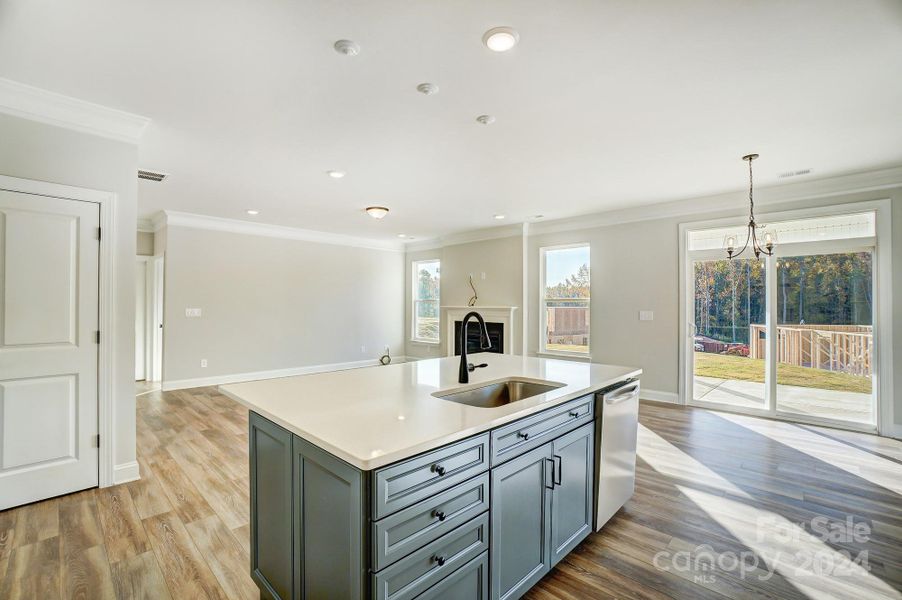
(405, 236, 523, 359)
(162, 226, 405, 383)
(0, 113, 139, 468)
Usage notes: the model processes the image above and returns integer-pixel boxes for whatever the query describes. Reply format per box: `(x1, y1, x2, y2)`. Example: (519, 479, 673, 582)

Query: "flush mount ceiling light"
(246, 209, 260, 216)
(365, 206, 389, 219)
(476, 114, 496, 125)
(416, 82, 439, 95)
(327, 170, 346, 179)
(483, 27, 519, 52)
(724, 153, 776, 259)
(333, 39, 360, 56)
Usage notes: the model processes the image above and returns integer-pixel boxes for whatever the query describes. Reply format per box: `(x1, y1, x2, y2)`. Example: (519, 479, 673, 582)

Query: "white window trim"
(678, 199, 894, 437)
(411, 259, 441, 344)
(539, 243, 591, 357)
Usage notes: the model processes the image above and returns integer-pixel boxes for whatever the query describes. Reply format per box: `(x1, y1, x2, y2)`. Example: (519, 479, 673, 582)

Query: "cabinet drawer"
(373, 513, 489, 600)
(374, 434, 490, 519)
(415, 551, 488, 600)
(373, 473, 489, 571)
(490, 394, 594, 466)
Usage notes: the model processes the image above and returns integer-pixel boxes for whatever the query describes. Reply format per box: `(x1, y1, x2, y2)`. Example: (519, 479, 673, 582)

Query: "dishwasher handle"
(603, 383, 640, 405)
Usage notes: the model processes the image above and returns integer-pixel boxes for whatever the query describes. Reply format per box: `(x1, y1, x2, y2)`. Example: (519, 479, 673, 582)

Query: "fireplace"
(454, 321, 504, 356)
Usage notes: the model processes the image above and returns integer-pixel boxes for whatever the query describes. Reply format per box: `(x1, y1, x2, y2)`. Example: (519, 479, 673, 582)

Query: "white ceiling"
(1, 0, 901, 241)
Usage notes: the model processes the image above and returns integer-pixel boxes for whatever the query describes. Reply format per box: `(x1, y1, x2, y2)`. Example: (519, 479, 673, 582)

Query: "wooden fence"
(546, 307, 589, 344)
(748, 324, 873, 376)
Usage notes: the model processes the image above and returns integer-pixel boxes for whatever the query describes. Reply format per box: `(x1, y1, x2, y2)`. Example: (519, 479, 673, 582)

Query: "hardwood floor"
(1, 386, 900, 599)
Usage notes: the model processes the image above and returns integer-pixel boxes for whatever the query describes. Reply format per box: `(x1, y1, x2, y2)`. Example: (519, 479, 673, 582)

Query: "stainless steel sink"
(433, 379, 564, 408)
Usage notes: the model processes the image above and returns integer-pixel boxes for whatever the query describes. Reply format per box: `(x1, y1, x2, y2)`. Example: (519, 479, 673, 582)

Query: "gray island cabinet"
(248, 392, 601, 600)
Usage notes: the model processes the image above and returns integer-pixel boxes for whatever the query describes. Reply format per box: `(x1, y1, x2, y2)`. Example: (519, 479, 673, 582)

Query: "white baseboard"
(113, 461, 140, 485)
(161, 356, 410, 391)
(640, 388, 680, 404)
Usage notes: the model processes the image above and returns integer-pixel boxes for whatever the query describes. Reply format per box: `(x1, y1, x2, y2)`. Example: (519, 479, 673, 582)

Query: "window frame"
(411, 258, 441, 344)
(539, 243, 591, 358)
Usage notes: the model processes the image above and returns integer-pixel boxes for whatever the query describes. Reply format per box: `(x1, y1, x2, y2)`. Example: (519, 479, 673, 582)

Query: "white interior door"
(0, 190, 100, 510)
(135, 259, 147, 380)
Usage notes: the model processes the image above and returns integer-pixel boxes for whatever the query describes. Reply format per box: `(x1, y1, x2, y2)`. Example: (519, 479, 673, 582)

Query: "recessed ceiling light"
(327, 170, 346, 179)
(246, 209, 260, 215)
(494, 214, 506, 220)
(397, 234, 407, 238)
(483, 27, 519, 52)
(366, 206, 389, 219)
(416, 83, 439, 95)
(476, 114, 496, 125)
(333, 39, 360, 56)
(533, 214, 544, 219)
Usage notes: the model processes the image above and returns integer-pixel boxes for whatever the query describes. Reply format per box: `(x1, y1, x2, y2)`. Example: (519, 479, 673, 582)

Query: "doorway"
(681, 206, 890, 433)
(135, 254, 164, 385)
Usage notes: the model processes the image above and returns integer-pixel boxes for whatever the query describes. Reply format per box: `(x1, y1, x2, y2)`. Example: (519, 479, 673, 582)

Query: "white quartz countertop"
(220, 354, 641, 470)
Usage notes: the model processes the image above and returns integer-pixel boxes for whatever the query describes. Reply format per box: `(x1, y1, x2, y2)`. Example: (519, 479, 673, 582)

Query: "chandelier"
(725, 153, 776, 259)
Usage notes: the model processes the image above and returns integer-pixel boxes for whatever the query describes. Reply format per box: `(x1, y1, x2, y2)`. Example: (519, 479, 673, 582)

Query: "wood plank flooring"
(0, 385, 900, 599)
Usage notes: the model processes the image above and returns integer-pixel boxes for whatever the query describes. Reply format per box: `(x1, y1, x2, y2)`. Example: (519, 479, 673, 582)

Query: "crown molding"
(405, 223, 523, 252)
(529, 164, 902, 236)
(161, 211, 404, 252)
(0, 77, 150, 144)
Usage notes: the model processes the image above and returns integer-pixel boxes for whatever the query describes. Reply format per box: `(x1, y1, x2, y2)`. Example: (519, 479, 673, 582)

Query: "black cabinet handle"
(432, 510, 446, 521)
(569, 411, 579, 417)
(554, 455, 562, 486)
(433, 555, 446, 566)
(431, 464, 446, 476)
(516, 431, 529, 440)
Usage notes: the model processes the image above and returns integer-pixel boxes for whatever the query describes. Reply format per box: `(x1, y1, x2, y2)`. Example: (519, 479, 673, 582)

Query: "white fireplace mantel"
(441, 305, 518, 356)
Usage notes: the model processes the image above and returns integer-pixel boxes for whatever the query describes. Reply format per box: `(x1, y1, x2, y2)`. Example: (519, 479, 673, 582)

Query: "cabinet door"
(490, 443, 553, 600)
(249, 413, 293, 600)
(550, 423, 594, 565)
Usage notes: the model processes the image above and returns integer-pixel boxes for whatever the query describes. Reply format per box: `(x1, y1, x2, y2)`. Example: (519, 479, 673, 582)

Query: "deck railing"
(748, 324, 873, 376)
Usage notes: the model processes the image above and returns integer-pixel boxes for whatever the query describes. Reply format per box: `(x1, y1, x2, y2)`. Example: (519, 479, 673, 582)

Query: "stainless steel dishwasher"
(593, 379, 640, 531)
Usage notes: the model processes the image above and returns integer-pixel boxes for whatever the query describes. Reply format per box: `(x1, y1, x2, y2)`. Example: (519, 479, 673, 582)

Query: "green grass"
(694, 352, 871, 394)
(545, 343, 589, 353)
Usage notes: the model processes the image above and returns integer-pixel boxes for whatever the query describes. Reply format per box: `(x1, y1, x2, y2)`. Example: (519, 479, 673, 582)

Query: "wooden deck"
(0, 385, 900, 599)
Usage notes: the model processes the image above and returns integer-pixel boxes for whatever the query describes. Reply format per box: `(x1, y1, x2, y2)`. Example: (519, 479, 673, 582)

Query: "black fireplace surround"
(454, 320, 503, 356)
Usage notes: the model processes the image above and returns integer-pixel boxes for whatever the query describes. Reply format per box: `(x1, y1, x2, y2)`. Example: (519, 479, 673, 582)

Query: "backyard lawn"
(694, 352, 872, 394)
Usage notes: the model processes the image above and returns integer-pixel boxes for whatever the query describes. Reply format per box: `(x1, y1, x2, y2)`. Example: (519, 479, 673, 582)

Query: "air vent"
(138, 170, 167, 182)
(778, 169, 811, 179)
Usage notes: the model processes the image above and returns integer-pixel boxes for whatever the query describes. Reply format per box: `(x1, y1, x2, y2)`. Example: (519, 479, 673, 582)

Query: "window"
(412, 259, 440, 342)
(541, 245, 590, 354)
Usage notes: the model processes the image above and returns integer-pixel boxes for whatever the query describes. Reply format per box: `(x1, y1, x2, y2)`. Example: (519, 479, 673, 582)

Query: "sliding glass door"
(775, 251, 874, 425)
(684, 211, 878, 431)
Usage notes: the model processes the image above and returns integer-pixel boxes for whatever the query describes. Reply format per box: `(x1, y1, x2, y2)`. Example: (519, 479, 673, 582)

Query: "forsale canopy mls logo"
(652, 515, 872, 583)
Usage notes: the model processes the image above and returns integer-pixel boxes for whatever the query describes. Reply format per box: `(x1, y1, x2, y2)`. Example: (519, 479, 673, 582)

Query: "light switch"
(185, 308, 202, 318)
(639, 310, 654, 321)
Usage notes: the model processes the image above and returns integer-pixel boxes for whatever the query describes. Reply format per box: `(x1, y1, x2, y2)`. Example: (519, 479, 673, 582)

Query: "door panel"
(550, 423, 593, 564)
(490, 443, 552, 600)
(0, 190, 99, 510)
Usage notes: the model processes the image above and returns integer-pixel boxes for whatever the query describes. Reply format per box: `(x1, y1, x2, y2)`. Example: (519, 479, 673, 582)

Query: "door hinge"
(97, 227, 102, 241)
(95, 330, 101, 344)
(94, 434, 100, 448)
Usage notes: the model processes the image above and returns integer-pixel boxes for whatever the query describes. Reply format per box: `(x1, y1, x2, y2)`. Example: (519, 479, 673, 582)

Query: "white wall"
(161, 225, 405, 387)
(405, 236, 523, 359)
(136, 231, 154, 256)
(0, 113, 139, 471)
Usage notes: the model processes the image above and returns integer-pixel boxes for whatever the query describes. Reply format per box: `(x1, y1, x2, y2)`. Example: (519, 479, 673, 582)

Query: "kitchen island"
(221, 354, 640, 600)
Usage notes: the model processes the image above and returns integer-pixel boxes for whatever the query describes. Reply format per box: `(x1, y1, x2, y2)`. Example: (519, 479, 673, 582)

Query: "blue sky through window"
(545, 246, 589, 287)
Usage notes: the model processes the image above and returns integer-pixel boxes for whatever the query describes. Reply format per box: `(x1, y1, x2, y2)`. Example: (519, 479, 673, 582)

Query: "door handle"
(604, 384, 640, 405)
(545, 458, 555, 490)
(553, 455, 562, 486)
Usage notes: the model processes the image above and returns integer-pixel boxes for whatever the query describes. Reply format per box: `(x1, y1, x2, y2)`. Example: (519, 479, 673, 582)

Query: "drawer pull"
(569, 411, 579, 417)
(433, 555, 446, 567)
(430, 464, 446, 476)
(432, 510, 446, 521)
(516, 431, 529, 440)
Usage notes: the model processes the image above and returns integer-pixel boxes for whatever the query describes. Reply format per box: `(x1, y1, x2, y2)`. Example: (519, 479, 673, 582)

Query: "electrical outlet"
(481, 272, 486, 280)
(200, 359, 208, 368)
(360, 345, 366, 354)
